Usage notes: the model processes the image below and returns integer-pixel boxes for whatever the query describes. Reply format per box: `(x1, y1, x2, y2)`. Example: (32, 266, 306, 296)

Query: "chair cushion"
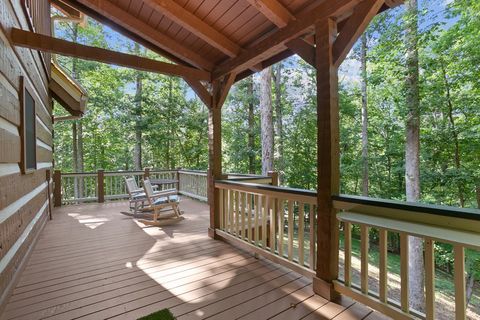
(153, 195, 179, 205)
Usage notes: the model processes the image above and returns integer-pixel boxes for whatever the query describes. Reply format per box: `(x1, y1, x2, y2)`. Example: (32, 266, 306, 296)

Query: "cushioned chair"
(141, 179, 181, 224)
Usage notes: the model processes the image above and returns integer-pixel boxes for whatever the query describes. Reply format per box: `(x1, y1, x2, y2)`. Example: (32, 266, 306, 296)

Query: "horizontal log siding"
(0, 0, 52, 314)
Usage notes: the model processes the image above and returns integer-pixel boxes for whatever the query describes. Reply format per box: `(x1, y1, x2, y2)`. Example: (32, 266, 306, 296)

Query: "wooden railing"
(53, 169, 270, 206)
(53, 168, 207, 206)
(333, 195, 480, 320)
(178, 170, 208, 201)
(215, 180, 317, 278)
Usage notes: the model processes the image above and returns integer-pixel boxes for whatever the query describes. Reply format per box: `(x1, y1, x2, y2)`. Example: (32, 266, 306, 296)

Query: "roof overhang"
(49, 62, 88, 119)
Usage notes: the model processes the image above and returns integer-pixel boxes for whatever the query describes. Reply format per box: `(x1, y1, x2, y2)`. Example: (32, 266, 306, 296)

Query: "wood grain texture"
(1, 199, 370, 320)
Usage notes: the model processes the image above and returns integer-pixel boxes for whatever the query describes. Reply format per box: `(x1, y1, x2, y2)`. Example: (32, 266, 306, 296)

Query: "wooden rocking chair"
(138, 179, 182, 226)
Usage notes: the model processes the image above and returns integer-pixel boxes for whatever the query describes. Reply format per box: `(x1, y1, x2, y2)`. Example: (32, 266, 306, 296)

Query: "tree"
(360, 33, 369, 197)
(260, 67, 274, 175)
(404, 0, 425, 310)
(274, 63, 285, 184)
(133, 42, 143, 170)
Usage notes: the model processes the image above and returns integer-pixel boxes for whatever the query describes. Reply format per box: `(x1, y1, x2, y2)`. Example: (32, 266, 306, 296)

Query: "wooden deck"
(1, 198, 388, 320)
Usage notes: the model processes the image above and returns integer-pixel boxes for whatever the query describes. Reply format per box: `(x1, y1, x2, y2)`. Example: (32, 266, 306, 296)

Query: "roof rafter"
(10, 28, 211, 81)
(70, 0, 213, 71)
(143, 0, 241, 57)
(213, 0, 360, 80)
(245, 0, 295, 28)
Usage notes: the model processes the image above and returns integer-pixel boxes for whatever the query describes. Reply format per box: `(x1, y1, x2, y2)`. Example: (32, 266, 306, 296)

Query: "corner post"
(46, 169, 52, 219)
(313, 18, 340, 300)
(143, 167, 150, 180)
(268, 171, 279, 186)
(53, 169, 62, 207)
(97, 169, 105, 203)
(208, 106, 222, 238)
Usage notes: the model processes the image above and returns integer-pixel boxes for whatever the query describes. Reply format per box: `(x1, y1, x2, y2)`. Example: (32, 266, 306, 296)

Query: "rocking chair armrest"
(148, 189, 177, 200)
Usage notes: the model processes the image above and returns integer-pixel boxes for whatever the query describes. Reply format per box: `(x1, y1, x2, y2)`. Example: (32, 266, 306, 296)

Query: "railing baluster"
(425, 238, 435, 320)
(309, 204, 315, 270)
(400, 233, 409, 313)
(229, 189, 234, 235)
(269, 196, 275, 253)
(254, 194, 259, 246)
(454, 244, 466, 320)
(241, 192, 246, 240)
(247, 193, 252, 243)
(219, 188, 224, 230)
(379, 229, 388, 302)
(287, 200, 293, 261)
(361, 224, 369, 294)
(235, 191, 240, 237)
(344, 221, 352, 287)
(298, 202, 305, 266)
(278, 199, 284, 258)
(262, 195, 267, 249)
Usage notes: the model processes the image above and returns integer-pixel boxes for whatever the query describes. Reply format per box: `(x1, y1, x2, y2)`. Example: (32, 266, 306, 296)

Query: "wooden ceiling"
(58, 0, 401, 82)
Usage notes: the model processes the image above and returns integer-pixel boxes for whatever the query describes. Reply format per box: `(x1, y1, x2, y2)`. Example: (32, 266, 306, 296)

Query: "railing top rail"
(61, 172, 97, 177)
(334, 194, 480, 222)
(226, 173, 270, 179)
(216, 180, 317, 200)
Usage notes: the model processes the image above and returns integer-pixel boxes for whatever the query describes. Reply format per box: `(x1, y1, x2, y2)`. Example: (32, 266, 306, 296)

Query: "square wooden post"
(208, 106, 222, 239)
(313, 18, 341, 301)
(143, 167, 150, 180)
(53, 169, 62, 207)
(97, 169, 105, 203)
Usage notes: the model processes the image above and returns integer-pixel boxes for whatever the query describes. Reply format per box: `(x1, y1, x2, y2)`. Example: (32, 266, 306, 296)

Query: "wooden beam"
(72, 0, 213, 71)
(212, 0, 358, 80)
(313, 17, 340, 300)
(234, 48, 294, 83)
(286, 38, 315, 66)
(10, 28, 211, 81)
(184, 78, 211, 107)
(246, 0, 295, 27)
(51, 0, 82, 19)
(214, 73, 236, 109)
(332, 0, 385, 67)
(143, 0, 241, 57)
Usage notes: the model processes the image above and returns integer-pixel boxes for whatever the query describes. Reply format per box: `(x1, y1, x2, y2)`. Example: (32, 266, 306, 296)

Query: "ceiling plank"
(10, 28, 211, 81)
(245, 0, 295, 27)
(213, 0, 359, 80)
(143, 0, 241, 57)
(71, 0, 214, 71)
(332, 0, 385, 67)
(285, 38, 315, 66)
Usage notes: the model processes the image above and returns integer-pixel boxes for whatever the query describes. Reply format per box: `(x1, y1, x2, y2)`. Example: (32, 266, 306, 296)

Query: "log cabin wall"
(0, 0, 52, 312)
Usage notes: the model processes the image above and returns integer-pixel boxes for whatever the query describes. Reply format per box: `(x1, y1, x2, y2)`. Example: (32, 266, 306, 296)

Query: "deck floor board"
(2, 199, 385, 320)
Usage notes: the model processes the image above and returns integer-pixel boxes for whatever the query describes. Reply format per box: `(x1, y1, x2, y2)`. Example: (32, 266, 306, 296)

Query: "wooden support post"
(312, 18, 340, 301)
(46, 169, 53, 220)
(208, 106, 222, 238)
(268, 171, 279, 186)
(176, 168, 180, 192)
(97, 169, 105, 203)
(53, 169, 62, 207)
(143, 167, 150, 180)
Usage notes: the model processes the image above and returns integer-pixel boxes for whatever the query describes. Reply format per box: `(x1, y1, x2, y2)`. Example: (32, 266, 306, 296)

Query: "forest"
(52, 0, 479, 317)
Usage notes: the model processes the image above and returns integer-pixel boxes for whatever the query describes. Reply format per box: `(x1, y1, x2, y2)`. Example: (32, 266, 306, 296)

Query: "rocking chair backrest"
(143, 179, 155, 200)
(125, 178, 139, 196)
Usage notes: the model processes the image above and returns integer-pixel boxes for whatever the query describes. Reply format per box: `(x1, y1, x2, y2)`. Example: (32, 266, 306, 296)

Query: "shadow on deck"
(1, 198, 388, 320)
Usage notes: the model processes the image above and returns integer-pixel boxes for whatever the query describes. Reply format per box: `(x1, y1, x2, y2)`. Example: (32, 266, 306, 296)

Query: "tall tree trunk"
(166, 78, 173, 169)
(72, 122, 78, 198)
(133, 45, 143, 170)
(360, 33, 369, 197)
(404, 0, 425, 311)
(440, 61, 464, 207)
(274, 63, 285, 184)
(247, 78, 255, 174)
(77, 120, 84, 197)
(260, 67, 274, 175)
